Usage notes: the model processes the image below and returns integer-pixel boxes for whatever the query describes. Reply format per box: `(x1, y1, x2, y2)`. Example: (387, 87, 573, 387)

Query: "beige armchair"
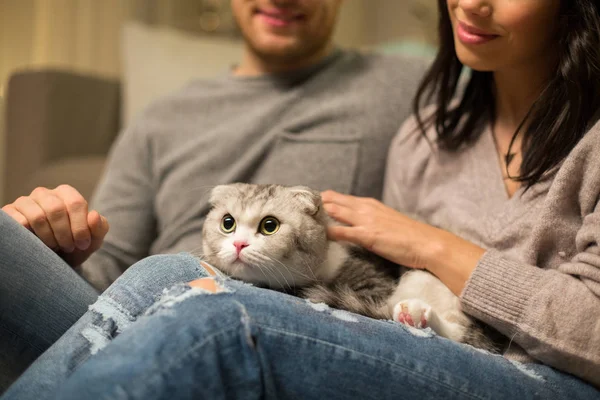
(2, 69, 121, 204)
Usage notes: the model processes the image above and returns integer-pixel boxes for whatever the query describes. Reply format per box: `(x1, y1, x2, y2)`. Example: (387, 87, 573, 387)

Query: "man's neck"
(233, 44, 334, 77)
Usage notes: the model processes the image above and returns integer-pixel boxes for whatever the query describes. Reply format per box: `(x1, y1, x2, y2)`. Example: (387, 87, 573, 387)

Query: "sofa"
(2, 70, 121, 204)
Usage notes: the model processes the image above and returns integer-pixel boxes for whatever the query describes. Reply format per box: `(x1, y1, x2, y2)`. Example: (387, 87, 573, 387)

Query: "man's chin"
(249, 37, 311, 60)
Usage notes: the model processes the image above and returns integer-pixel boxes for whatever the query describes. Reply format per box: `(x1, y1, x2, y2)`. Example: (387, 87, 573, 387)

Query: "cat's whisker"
(253, 253, 293, 290)
(244, 252, 286, 289)
(263, 255, 315, 289)
(189, 245, 211, 259)
(258, 257, 292, 290)
(272, 255, 314, 283)
(299, 258, 319, 282)
(262, 264, 288, 289)
(253, 260, 280, 287)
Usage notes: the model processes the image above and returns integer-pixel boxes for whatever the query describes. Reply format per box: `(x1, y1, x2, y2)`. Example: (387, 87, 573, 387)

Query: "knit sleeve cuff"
(460, 249, 544, 336)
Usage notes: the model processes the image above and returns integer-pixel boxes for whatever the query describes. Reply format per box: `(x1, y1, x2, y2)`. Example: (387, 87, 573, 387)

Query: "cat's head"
(202, 183, 329, 289)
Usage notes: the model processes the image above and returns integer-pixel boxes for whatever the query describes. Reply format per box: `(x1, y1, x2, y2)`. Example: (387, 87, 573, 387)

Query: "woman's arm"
(321, 190, 600, 388)
(320, 191, 484, 295)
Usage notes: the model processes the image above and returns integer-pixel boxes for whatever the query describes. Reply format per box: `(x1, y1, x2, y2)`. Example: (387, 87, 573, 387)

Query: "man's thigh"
(0, 210, 98, 391)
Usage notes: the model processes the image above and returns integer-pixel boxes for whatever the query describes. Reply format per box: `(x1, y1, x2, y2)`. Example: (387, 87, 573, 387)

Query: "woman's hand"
(320, 190, 486, 295)
(2, 185, 109, 267)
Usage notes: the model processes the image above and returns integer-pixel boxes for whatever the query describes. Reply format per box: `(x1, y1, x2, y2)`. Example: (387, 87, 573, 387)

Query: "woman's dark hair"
(413, 0, 600, 187)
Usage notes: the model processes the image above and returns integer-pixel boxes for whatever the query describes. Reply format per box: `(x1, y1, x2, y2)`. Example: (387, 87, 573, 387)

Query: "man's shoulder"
(315, 49, 430, 101)
(132, 77, 231, 123)
(148, 78, 226, 107)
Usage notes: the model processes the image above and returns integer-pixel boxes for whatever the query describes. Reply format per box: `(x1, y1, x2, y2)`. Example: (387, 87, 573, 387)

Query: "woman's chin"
(455, 49, 497, 72)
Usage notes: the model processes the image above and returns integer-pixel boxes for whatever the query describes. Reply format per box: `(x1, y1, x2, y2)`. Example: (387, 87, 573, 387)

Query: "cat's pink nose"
(234, 241, 249, 255)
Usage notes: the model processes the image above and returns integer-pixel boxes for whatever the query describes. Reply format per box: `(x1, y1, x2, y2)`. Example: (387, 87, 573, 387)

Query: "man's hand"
(2, 185, 109, 267)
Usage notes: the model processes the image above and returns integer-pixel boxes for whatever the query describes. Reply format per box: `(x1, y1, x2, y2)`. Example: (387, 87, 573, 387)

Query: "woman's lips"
(456, 21, 500, 45)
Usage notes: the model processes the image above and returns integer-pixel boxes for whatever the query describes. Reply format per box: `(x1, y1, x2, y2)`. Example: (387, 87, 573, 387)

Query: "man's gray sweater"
(81, 50, 427, 290)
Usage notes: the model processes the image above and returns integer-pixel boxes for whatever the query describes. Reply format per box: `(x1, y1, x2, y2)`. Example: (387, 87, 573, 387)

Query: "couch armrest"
(4, 69, 120, 202)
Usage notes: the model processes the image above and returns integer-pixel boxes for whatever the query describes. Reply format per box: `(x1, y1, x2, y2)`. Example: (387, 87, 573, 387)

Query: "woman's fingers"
(322, 203, 356, 226)
(327, 225, 375, 250)
(321, 190, 356, 207)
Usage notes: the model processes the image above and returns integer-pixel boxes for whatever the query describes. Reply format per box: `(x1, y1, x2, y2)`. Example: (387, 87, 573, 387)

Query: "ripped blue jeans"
(3, 253, 599, 400)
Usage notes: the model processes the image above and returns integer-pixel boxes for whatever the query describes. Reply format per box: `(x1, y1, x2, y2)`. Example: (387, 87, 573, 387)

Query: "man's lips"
(255, 8, 305, 27)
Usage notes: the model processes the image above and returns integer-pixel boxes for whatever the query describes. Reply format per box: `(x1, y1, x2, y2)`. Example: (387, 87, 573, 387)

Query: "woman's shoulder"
(544, 118, 600, 214)
(575, 117, 600, 157)
(560, 118, 600, 177)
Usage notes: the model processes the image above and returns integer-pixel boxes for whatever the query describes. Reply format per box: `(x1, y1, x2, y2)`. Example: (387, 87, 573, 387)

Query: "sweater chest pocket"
(252, 132, 361, 194)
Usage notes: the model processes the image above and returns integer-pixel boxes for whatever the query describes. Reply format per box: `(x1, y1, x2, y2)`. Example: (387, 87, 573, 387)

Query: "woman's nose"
(457, 0, 492, 18)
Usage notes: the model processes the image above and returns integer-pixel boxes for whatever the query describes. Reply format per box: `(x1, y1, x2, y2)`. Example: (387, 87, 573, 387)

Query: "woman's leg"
(52, 277, 600, 400)
(1, 252, 212, 400)
(0, 210, 98, 392)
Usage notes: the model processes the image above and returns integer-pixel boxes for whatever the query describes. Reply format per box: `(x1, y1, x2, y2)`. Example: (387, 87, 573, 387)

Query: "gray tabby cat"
(202, 183, 497, 351)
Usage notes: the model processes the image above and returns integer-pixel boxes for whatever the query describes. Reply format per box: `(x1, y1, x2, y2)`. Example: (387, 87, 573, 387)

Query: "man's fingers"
(54, 185, 91, 250)
(88, 211, 109, 237)
(11, 196, 61, 250)
(1, 204, 31, 229)
(87, 211, 109, 252)
(29, 189, 76, 252)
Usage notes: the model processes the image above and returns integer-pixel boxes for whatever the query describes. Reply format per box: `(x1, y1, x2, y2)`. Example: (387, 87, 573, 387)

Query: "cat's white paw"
(392, 299, 431, 329)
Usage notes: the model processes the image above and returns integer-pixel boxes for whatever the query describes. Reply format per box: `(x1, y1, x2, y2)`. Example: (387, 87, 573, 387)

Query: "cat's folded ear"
(289, 186, 322, 216)
(209, 185, 237, 206)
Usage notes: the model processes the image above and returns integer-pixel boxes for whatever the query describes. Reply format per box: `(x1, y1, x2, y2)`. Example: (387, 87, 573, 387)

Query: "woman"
(4, 0, 600, 398)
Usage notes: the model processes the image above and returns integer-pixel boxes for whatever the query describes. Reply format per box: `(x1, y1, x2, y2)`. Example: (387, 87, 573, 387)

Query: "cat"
(201, 183, 498, 351)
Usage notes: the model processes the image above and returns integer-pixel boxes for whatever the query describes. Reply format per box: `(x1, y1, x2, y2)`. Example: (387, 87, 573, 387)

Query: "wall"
(365, 0, 438, 45)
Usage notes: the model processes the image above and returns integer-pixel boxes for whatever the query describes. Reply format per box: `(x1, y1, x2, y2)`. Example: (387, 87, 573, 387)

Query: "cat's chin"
(223, 260, 261, 280)
(225, 261, 299, 289)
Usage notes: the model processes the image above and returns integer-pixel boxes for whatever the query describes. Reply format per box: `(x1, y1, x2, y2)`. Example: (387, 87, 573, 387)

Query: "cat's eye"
(259, 217, 280, 235)
(220, 214, 236, 233)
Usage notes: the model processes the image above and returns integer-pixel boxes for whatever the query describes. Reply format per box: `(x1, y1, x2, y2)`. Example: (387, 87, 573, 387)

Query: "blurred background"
(0, 0, 437, 204)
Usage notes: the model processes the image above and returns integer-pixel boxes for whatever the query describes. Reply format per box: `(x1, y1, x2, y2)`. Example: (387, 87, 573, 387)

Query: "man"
(0, 0, 426, 391)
